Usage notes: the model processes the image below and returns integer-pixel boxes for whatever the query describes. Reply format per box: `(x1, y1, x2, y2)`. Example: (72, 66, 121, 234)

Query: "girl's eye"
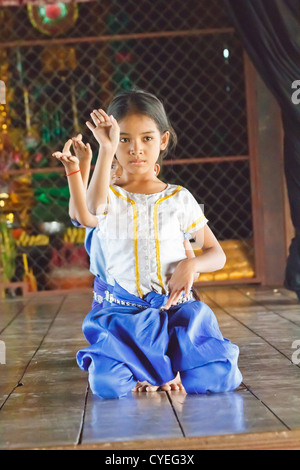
(144, 136, 152, 141)
(120, 138, 129, 143)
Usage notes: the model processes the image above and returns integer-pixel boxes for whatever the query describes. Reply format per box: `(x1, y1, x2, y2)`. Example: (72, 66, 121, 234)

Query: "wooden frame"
(0, 281, 28, 297)
(28, 429, 300, 450)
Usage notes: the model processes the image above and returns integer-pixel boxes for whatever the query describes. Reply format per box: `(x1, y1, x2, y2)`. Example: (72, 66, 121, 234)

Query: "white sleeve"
(96, 190, 111, 234)
(181, 189, 208, 239)
(95, 191, 110, 222)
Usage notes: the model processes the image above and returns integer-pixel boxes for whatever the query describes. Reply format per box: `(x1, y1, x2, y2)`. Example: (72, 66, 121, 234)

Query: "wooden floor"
(1, 285, 300, 450)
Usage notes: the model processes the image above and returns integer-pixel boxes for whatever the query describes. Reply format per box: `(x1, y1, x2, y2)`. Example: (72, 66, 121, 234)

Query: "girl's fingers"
(86, 121, 95, 131)
(73, 138, 85, 152)
(97, 109, 115, 127)
(90, 111, 112, 128)
(184, 284, 192, 298)
(62, 139, 72, 154)
(164, 289, 181, 310)
(98, 108, 110, 121)
(52, 152, 76, 165)
(111, 115, 117, 126)
(93, 109, 105, 122)
(78, 140, 86, 149)
(90, 112, 101, 126)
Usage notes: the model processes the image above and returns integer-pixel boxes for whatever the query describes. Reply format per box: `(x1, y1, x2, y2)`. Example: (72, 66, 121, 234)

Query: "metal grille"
(0, 0, 256, 293)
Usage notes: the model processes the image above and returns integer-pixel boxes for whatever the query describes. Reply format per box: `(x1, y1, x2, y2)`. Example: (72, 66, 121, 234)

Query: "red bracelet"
(65, 169, 81, 177)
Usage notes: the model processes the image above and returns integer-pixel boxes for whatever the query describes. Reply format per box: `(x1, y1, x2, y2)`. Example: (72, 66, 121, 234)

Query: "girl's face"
(116, 113, 169, 177)
(110, 157, 123, 184)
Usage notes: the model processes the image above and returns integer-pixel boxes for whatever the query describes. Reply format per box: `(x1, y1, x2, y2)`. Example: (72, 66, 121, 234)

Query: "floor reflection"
(84, 389, 247, 443)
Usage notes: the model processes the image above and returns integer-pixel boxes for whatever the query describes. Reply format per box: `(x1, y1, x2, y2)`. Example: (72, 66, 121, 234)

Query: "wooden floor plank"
(0, 298, 30, 333)
(168, 292, 288, 437)
(158, 389, 286, 437)
(82, 389, 184, 444)
(202, 287, 300, 430)
(238, 286, 300, 327)
(0, 293, 90, 449)
(0, 295, 66, 407)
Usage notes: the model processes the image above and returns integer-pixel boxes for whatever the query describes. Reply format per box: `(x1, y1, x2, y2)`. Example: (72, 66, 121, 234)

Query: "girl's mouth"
(130, 160, 146, 165)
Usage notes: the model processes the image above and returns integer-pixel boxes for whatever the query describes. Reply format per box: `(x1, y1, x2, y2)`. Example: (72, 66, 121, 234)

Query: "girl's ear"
(160, 131, 170, 151)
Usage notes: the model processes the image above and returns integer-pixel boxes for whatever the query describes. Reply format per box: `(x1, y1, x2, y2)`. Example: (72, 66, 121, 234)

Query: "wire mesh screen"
(0, 0, 255, 293)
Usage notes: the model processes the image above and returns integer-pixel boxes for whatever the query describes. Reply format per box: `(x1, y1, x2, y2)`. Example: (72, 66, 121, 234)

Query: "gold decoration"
(41, 46, 77, 73)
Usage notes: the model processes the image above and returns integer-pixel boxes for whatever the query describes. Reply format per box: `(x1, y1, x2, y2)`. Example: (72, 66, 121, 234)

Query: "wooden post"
(0, 281, 29, 298)
(254, 67, 287, 286)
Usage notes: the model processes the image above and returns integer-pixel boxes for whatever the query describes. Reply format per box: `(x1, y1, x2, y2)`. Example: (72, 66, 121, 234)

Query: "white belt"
(93, 290, 194, 310)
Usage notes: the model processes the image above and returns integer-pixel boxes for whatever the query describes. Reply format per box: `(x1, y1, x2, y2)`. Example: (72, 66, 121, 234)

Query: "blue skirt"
(76, 278, 243, 399)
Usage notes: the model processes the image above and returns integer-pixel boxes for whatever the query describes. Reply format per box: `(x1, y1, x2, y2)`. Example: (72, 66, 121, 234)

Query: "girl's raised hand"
(72, 134, 93, 162)
(52, 138, 79, 173)
(52, 149, 80, 174)
(86, 109, 120, 155)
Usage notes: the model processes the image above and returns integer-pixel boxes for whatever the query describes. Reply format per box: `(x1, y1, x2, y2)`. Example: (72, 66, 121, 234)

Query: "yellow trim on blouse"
(109, 185, 143, 298)
(154, 186, 183, 294)
(185, 214, 206, 233)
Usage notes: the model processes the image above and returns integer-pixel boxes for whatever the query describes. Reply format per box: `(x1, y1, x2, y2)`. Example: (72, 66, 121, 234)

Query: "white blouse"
(96, 183, 208, 298)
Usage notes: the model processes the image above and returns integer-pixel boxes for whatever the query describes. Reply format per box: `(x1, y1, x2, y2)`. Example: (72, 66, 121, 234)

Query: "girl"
(55, 135, 199, 384)
(58, 135, 123, 283)
(56, 135, 195, 310)
(54, 89, 242, 399)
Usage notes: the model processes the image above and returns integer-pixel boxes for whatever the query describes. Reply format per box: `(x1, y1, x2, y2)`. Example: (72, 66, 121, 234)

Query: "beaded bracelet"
(65, 169, 81, 177)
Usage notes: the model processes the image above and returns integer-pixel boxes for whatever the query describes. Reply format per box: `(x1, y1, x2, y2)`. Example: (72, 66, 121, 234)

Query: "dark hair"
(107, 89, 177, 163)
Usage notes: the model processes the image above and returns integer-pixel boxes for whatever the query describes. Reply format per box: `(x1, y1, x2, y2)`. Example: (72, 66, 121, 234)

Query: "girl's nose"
(130, 149, 144, 156)
(129, 141, 143, 155)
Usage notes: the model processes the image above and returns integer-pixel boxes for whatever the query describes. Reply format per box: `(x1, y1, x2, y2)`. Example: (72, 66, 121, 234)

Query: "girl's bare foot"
(132, 381, 159, 392)
(132, 373, 185, 393)
(159, 372, 185, 392)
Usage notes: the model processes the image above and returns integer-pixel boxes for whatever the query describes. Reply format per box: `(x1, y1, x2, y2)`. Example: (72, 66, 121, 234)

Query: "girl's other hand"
(72, 134, 93, 162)
(52, 151, 80, 174)
(52, 139, 80, 172)
(164, 258, 196, 310)
(86, 109, 120, 155)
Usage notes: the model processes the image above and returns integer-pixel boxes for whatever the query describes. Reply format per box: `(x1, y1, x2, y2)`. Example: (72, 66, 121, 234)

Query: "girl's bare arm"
(164, 225, 226, 310)
(64, 135, 93, 221)
(86, 110, 120, 215)
(52, 152, 98, 228)
(190, 225, 226, 273)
